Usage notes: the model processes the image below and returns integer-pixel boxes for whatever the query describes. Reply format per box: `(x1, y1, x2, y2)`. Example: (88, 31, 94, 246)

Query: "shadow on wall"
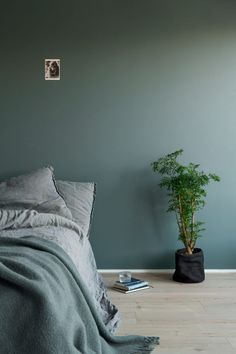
(145, 251, 175, 269)
(115, 167, 176, 263)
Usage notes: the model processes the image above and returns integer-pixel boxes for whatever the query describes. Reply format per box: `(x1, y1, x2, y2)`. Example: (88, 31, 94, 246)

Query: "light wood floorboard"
(103, 273, 236, 354)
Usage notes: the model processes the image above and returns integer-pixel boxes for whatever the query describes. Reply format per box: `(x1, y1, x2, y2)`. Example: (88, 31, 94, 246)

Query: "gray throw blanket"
(0, 236, 159, 354)
(0, 209, 120, 332)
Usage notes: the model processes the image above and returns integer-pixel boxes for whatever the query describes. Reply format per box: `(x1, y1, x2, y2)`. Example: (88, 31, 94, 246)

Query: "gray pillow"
(56, 180, 96, 237)
(0, 167, 72, 220)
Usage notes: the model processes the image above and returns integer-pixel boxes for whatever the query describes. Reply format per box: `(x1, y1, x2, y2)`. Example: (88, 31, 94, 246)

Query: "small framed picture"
(45, 59, 60, 80)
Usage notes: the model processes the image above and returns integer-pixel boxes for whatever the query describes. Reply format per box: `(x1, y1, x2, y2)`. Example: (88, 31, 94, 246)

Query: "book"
(115, 277, 145, 286)
(112, 285, 150, 294)
(113, 280, 149, 291)
(113, 277, 149, 291)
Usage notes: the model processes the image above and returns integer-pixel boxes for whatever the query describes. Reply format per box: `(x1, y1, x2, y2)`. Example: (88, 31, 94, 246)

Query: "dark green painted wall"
(1, 1, 236, 268)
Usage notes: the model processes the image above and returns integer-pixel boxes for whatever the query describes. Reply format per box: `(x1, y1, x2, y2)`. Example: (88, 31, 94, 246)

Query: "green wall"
(1, 0, 236, 268)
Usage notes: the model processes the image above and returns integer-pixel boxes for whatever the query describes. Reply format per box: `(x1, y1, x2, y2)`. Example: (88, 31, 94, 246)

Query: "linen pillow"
(56, 180, 96, 237)
(0, 167, 72, 220)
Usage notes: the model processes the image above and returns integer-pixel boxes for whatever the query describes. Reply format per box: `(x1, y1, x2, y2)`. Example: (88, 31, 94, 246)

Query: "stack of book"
(112, 277, 149, 294)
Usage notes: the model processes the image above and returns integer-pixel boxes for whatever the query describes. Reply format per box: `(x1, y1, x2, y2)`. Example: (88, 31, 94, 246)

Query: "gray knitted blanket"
(0, 236, 159, 353)
(0, 209, 120, 332)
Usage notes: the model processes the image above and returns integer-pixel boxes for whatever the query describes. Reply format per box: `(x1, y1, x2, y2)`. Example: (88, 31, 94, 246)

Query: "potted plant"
(151, 149, 220, 283)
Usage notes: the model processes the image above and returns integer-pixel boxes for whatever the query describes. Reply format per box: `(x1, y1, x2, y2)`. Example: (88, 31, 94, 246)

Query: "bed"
(0, 166, 159, 354)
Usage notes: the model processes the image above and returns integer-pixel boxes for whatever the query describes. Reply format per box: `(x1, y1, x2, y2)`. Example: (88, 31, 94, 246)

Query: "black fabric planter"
(173, 248, 205, 283)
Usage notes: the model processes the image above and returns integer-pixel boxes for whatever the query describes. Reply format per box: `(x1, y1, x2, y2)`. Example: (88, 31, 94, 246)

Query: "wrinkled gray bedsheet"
(0, 209, 120, 332)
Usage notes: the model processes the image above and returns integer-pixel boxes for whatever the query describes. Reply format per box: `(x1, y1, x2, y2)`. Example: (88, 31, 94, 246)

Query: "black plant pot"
(173, 248, 205, 283)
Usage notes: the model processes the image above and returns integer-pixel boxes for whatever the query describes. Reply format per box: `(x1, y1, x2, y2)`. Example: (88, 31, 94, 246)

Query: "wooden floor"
(103, 272, 236, 354)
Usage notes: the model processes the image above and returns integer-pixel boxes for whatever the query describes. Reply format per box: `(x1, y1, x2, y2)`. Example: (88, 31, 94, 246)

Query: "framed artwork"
(45, 59, 60, 80)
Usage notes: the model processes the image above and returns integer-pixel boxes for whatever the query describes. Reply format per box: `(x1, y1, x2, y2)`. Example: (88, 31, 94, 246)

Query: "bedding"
(0, 167, 72, 220)
(0, 209, 119, 332)
(56, 180, 96, 237)
(0, 236, 159, 354)
(0, 168, 159, 352)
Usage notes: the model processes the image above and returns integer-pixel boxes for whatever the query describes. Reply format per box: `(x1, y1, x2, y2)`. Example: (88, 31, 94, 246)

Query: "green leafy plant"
(151, 149, 220, 255)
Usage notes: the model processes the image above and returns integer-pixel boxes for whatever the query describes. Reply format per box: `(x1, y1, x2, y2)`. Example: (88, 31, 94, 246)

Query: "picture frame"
(45, 59, 60, 80)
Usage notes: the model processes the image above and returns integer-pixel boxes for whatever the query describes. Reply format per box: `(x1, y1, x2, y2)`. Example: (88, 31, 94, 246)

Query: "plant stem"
(186, 245, 193, 255)
(190, 200, 195, 253)
(178, 195, 190, 253)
